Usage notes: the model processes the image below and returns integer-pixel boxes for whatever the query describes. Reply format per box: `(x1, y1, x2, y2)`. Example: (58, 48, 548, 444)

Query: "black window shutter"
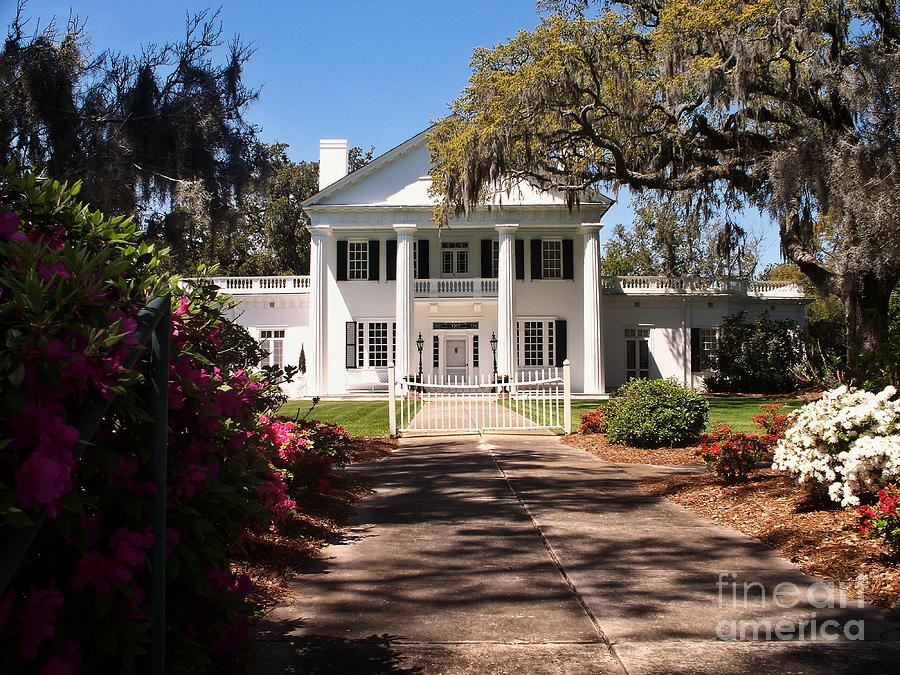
(480, 239, 493, 278)
(345, 322, 357, 369)
(368, 240, 380, 281)
(336, 240, 348, 281)
(515, 239, 525, 279)
(385, 240, 397, 281)
(417, 239, 430, 279)
(691, 327, 701, 372)
(562, 239, 574, 279)
(555, 320, 567, 365)
(530, 239, 543, 280)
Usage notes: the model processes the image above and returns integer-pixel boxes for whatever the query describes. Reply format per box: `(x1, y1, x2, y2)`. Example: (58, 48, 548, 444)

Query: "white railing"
(389, 362, 571, 435)
(203, 276, 311, 294)
(602, 276, 805, 298)
(413, 278, 499, 298)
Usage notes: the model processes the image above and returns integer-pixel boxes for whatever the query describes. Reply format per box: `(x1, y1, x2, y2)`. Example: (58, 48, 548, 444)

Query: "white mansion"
(217, 128, 808, 398)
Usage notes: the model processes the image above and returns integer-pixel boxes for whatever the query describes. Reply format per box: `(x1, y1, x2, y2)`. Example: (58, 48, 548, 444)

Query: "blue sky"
(6, 0, 782, 268)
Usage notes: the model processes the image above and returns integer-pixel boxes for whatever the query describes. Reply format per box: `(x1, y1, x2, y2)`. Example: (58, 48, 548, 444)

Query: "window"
(542, 240, 562, 279)
(354, 321, 395, 368)
(699, 328, 718, 371)
(524, 321, 545, 367)
(441, 242, 469, 277)
(516, 320, 558, 368)
(348, 241, 368, 280)
(433, 335, 439, 368)
(368, 322, 389, 367)
(625, 328, 651, 380)
(473, 335, 479, 367)
(491, 239, 500, 277)
(258, 329, 285, 369)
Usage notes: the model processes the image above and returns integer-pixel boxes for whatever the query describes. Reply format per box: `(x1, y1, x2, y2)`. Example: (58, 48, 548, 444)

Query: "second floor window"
(542, 240, 562, 279)
(348, 241, 369, 280)
(441, 242, 469, 276)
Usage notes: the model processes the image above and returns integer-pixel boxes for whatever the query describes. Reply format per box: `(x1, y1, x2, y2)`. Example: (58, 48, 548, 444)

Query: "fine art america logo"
(715, 573, 866, 641)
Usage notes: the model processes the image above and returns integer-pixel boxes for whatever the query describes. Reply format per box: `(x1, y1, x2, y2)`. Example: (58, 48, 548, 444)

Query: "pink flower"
(21, 587, 64, 660)
(173, 295, 190, 317)
(15, 447, 75, 518)
(37, 640, 80, 675)
(110, 527, 154, 570)
(0, 210, 25, 242)
(38, 261, 70, 280)
(71, 552, 118, 595)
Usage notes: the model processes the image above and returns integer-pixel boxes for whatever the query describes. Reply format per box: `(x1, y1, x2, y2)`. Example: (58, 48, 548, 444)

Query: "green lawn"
(279, 395, 807, 438)
(278, 399, 390, 437)
(571, 396, 806, 434)
(277, 398, 421, 437)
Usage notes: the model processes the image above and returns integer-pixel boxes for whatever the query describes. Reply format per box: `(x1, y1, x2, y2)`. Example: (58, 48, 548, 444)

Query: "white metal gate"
(388, 361, 571, 435)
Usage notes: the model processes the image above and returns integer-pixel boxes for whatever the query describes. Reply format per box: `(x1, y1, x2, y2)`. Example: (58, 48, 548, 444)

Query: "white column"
(394, 224, 417, 379)
(307, 224, 331, 396)
(496, 224, 519, 378)
(580, 223, 604, 395)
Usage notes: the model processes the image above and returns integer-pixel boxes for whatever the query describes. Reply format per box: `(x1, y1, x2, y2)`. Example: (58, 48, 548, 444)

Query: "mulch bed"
(562, 432, 703, 465)
(238, 436, 396, 613)
(641, 469, 900, 616)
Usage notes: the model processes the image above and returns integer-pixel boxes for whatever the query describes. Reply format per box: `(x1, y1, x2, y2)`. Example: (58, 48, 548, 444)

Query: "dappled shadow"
(259, 434, 900, 671)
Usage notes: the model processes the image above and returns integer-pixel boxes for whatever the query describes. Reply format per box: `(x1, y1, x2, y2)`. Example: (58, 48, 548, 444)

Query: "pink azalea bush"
(0, 169, 339, 673)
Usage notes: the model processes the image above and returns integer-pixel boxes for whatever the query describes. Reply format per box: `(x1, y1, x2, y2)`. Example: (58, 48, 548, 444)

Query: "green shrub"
(604, 378, 709, 447)
(705, 311, 802, 393)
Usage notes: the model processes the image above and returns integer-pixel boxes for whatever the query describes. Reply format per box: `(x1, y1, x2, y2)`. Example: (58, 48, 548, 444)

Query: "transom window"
(542, 240, 562, 279)
(258, 329, 285, 370)
(441, 242, 469, 276)
(625, 327, 651, 380)
(699, 328, 718, 371)
(348, 241, 369, 280)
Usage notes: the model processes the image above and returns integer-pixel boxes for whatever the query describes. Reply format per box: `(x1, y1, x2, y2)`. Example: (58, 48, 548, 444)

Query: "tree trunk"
(844, 271, 895, 380)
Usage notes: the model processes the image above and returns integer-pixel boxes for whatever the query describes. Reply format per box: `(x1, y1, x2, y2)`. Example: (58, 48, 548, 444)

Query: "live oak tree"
(0, 5, 261, 272)
(603, 192, 760, 277)
(428, 0, 900, 373)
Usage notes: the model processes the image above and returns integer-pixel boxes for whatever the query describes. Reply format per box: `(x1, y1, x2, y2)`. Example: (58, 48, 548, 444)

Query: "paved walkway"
(252, 435, 900, 674)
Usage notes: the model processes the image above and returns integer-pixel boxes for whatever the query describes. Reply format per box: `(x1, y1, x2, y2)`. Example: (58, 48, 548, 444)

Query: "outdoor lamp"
(490, 332, 498, 378)
(416, 332, 424, 379)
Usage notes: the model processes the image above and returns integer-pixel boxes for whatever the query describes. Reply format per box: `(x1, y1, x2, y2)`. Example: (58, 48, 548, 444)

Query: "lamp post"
(490, 332, 498, 380)
(416, 332, 424, 380)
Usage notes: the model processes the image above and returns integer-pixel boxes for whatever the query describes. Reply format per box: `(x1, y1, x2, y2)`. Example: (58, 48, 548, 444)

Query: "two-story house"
(214, 127, 808, 399)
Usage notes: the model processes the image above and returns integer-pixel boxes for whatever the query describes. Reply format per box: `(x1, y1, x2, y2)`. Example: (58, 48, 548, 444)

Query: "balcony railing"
(414, 278, 499, 298)
(187, 274, 804, 300)
(602, 276, 805, 298)
(204, 276, 311, 294)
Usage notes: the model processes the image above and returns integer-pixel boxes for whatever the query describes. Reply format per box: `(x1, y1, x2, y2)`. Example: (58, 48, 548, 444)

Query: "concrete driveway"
(252, 435, 900, 674)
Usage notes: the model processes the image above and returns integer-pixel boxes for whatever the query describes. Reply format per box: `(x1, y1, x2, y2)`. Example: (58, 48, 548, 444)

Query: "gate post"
(388, 363, 397, 436)
(563, 359, 572, 434)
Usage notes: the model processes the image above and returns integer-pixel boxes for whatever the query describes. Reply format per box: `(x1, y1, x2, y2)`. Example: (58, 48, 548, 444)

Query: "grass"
(278, 400, 390, 437)
(278, 395, 808, 438)
(571, 396, 806, 434)
(277, 398, 421, 437)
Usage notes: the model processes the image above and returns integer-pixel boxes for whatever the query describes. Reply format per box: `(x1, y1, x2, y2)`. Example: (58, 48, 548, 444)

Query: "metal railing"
(389, 362, 571, 435)
(0, 295, 170, 675)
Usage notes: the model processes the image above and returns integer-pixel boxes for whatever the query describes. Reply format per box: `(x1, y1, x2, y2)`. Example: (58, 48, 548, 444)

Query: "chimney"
(319, 139, 349, 190)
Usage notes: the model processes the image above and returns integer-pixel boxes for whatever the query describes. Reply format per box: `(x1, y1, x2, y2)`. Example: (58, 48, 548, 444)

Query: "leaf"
(3, 507, 35, 528)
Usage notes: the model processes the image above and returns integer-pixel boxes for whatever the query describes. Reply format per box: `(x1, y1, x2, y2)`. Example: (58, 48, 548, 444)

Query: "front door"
(445, 337, 468, 382)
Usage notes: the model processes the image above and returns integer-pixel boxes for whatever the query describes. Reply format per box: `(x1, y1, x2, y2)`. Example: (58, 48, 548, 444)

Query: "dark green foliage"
(604, 378, 708, 447)
(706, 312, 801, 394)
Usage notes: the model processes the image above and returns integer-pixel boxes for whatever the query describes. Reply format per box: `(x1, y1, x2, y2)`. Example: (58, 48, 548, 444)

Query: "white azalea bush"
(773, 386, 900, 506)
